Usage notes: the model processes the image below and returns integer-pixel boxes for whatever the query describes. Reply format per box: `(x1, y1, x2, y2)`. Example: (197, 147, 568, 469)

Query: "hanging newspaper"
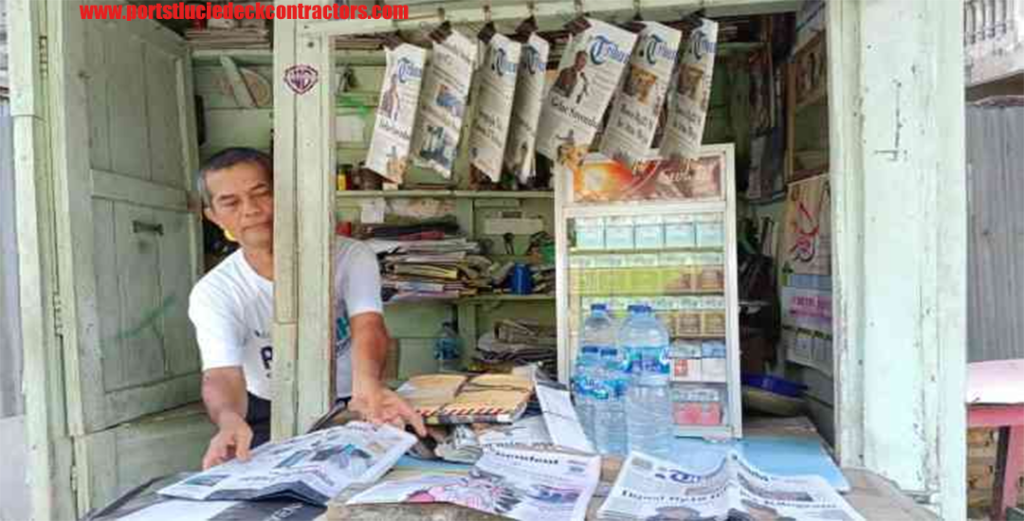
(469, 34, 522, 183)
(349, 446, 601, 521)
(159, 422, 416, 506)
(504, 33, 551, 184)
(536, 19, 638, 169)
(366, 44, 427, 185)
(598, 451, 863, 521)
(661, 18, 718, 162)
(599, 22, 681, 170)
(411, 30, 477, 179)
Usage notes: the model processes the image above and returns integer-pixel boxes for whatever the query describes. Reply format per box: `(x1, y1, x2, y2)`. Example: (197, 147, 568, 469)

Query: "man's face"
(203, 162, 274, 250)
(573, 52, 587, 71)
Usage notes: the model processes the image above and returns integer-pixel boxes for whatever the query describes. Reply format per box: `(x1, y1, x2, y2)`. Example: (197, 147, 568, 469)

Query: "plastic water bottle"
(595, 346, 628, 455)
(434, 323, 462, 372)
(621, 304, 674, 459)
(575, 304, 615, 446)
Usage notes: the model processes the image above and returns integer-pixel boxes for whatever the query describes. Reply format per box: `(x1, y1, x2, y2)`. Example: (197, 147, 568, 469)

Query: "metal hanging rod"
(299, 0, 798, 37)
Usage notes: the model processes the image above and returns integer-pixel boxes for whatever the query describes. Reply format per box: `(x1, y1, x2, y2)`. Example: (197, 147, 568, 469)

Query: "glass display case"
(555, 144, 742, 438)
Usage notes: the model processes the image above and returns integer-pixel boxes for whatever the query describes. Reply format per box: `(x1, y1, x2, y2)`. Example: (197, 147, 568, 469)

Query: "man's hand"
(202, 411, 254, 469)
(350, 382, 427, 437)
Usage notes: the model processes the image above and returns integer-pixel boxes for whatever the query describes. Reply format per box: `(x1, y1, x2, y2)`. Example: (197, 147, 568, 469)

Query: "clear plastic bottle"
(575, 304, 614, 446)
(434, 323, 462, 373)
(620, 304, 674, 459)
(595, 346, 628, 455)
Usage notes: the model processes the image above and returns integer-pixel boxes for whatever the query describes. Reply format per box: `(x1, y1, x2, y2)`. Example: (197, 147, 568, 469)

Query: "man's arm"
(348, 312, 427, 436)
(200, 367, 255, 469)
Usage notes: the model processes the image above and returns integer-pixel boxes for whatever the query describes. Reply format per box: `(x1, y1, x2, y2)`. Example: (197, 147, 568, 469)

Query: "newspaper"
(536, 19, 638, 168)
(349, 446, 602, 521)
(435, 415, 554, 463)
(504, 33, 551, 184)
(599, 22, 682, 170)
(661, 18, 718, 162)
(411, 30, 477, 178)
(536, 382, 595, 453)
(159, 422, 416, 506)
(366, 44, 427, 184)
(469, 33, 522, 182)
(598, 451, 864, 521)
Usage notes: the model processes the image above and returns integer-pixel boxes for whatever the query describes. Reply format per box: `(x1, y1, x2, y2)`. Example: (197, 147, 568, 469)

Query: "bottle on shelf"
(574, 303, 614, 446)
(595, 345, 628, 456)
(621, 304, 674, 460)
(434, 322, 462, 373)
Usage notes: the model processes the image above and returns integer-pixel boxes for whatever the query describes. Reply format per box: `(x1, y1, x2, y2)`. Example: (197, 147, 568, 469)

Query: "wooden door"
(49, 3, 203, 438)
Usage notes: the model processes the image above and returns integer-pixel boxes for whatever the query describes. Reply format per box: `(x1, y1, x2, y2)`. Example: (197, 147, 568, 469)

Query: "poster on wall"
(598, 22, 681, 170)
(569, 149, 724, 204)
(660, 18, 718, 162)
(469, 34, 522, 183)
(504, 33, 550, 184)
(366, 44, 427, 184)
(782, 175, 831, 276)
(535, 18, 638, 170)
(781, 285, 833, 375)
(411, 30, 477, 179)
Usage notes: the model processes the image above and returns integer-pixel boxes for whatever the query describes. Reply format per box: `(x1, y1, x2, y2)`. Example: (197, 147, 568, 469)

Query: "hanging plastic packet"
(410, 26, 477, 179)
(598, 22, 681, 170)
(468, 28, 522, 183)
(660, 17, 718, 162)
(503, 19, 550, 185)
(366, 41, 427, 185)
(535, 18, 638, 170)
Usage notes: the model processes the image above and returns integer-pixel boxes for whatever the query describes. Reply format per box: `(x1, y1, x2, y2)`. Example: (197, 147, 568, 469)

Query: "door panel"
(52, 0, 201, 435)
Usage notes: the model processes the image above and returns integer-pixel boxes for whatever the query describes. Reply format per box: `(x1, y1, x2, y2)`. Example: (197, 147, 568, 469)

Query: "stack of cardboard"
(474, 320, 558, 377)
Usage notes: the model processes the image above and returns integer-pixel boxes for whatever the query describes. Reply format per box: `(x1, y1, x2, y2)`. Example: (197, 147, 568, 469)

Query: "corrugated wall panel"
(966, 100, 1024, 363)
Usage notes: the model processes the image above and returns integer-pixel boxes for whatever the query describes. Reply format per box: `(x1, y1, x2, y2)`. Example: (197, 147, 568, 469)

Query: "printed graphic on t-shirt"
(335, 316, 352, 355)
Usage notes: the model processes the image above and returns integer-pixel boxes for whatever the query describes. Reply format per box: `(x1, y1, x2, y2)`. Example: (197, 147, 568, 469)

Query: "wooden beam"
(9, 0, 77, 517)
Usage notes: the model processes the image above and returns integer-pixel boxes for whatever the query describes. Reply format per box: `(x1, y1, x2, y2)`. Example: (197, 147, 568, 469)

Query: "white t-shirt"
(188, 237, 383, 400)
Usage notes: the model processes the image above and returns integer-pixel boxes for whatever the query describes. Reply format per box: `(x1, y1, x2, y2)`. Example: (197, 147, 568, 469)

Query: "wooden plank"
(73, 404, 214, 513)
(157, 207, 201, 377)
(271, 7, 299, 439)
(179, 48, 204, 289)
(200, 109, 274, 152)
(107, 31, 152, 181)
(91, 169, 188, 211)
(825, 0, 864, 471)
(92, 199, 122, 388)
(110, 202, 167, 390)
(84, 20, 111, 172)
(11, 0, 77, 517)
(145, 46, 186, 189)
(295, 24, 334, 431)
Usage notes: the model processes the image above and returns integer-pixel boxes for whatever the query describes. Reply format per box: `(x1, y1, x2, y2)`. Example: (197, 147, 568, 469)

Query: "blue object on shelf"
(741, 374, 808, 398)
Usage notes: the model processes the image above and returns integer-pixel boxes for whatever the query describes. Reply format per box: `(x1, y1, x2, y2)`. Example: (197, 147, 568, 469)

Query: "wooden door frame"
(276, 0, 967, 517)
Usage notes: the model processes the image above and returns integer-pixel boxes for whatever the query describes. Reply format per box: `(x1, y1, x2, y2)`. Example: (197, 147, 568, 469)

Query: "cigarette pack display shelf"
(555, 144, 743, 439)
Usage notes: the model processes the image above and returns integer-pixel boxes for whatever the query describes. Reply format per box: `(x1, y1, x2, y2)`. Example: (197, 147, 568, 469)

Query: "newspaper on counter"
(504, 32, 551, 184)
(436, 415, 554, 463)
(159, 422, 416, 506)
(536, 382, 595, 453)
(536, 19, 638, 169)
(598, 451, 865, 521)
(366, 44, 427, 185)
(599, 22, 682, 170)
(349, 445, 601, 521)
(411, 30, 477, 178)
(469, 33, 522, 183)
(660, 18, 718, 162)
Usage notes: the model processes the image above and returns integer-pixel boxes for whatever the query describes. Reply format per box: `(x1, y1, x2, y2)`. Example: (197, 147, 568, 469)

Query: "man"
(188, 147, 425, 470)
(552, 50, 590, 102)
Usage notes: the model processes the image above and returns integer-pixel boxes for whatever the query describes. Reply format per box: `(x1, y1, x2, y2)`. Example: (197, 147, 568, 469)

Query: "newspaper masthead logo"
(522, 46, 544, 75)
(588, 35, 630, 66)
(492, 47, 519, 77)
(641, 34, 676, 66)
(396, 57, 423, 83)
(688, 28, 716, 61)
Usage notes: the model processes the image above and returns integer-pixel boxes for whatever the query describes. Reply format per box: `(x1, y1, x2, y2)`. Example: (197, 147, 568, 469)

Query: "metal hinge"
(69, 464, 78, 495)
(38, 35, 49, 74)
(52, 291, 64, 338)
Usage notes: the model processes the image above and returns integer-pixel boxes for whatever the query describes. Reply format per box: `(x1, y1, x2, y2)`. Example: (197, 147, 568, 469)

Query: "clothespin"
(632, 0, 644, 22)
(680, 8, 707, 33)
(566, 1, 590, 36)
(513, 3, 538, 42)
(478, 4, 497, 43)
(623, 1, 646, 34)
(429, 8, 452, 43)
(382, 31, 404, 50)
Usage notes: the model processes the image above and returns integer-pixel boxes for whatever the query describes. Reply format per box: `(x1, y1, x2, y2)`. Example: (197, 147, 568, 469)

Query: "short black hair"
(197, 147, 273, 207)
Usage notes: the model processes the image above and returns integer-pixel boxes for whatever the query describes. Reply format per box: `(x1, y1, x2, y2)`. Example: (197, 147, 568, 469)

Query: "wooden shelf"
(569, 246, 724, 255)
(385, 294, 555, 306)
(191, 48, 272, 65)
(336, 190, 553, 199)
